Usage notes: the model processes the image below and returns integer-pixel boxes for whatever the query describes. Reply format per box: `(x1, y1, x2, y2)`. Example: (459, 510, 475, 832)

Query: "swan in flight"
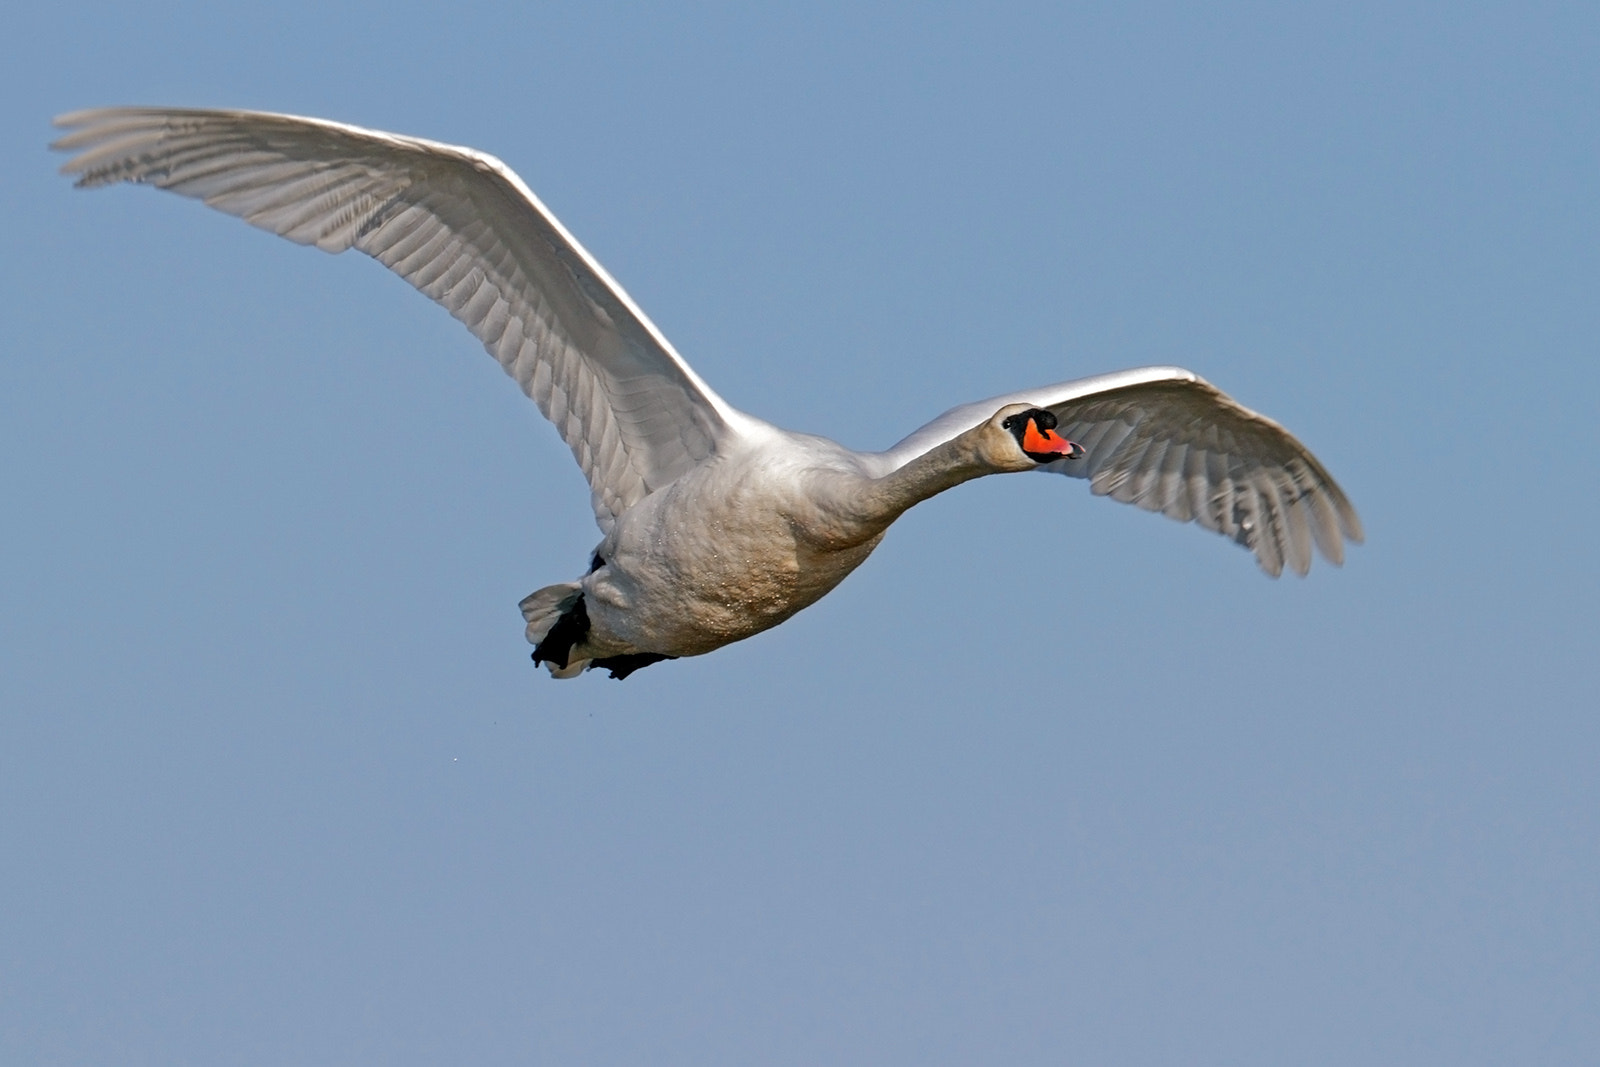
(54, 107, 1362, 680)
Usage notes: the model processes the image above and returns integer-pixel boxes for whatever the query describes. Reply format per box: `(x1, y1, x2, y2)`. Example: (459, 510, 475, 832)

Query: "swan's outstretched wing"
(53, 106, 743, 533)
(880, 366, 1362, 576)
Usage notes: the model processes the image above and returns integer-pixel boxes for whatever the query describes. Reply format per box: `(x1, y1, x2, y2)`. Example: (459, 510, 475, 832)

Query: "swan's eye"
(1003, 407, 1055, 433)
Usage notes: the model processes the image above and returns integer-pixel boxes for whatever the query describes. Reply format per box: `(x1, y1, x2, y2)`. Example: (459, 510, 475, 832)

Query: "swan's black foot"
(591, 652, 678, 680)
(531, 594, 590, 669)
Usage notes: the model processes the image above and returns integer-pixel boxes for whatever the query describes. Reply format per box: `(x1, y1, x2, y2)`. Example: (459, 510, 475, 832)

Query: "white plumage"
(54, 107, 1362, 679)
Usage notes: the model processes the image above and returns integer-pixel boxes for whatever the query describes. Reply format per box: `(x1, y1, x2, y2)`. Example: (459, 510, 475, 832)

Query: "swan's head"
(995, 405, 1084, 467)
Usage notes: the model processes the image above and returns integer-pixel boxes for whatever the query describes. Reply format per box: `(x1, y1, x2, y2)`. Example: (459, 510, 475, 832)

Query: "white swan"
(53, 107, 1362, 680)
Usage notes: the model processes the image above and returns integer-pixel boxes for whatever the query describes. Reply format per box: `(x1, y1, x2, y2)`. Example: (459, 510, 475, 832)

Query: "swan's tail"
(519, 583, 589, 679)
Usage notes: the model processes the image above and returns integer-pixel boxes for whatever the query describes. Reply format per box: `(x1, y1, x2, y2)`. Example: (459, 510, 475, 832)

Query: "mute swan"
(53, 107, 1362, 680)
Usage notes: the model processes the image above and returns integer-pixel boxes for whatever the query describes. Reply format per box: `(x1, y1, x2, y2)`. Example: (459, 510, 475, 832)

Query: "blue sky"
(3, 2, 1597, 1063)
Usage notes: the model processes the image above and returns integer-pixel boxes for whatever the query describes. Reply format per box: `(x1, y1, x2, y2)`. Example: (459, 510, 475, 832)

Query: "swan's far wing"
(880, 366, 1362, 576)
(54, 107, 740, 533)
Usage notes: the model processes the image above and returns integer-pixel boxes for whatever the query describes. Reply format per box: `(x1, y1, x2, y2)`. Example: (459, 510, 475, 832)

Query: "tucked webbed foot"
(591, 652, 678, 680)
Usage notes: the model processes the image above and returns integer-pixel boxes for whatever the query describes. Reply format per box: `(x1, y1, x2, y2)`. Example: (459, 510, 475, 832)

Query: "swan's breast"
(587, 438, 886, 655)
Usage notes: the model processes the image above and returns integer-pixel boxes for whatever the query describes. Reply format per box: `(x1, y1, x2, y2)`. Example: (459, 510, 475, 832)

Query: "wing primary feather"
(1251, 470, 1288, 577)
(1281, 470, 1314, 577)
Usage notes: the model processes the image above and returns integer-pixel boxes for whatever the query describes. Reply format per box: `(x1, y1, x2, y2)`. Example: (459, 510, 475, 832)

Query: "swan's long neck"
(808, 425, 1005, 547)
(863, 433, 995, 519)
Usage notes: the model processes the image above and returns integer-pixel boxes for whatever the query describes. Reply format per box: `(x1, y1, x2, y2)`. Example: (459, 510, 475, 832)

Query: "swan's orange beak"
(1022, 418, 1084, 460)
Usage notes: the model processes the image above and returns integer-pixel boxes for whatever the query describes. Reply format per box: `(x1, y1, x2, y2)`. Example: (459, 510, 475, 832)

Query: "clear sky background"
(3, 2, 1597, 1064)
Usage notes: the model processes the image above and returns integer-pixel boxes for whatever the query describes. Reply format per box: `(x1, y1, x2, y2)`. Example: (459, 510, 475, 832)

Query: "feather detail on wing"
(880, 366, 1362, 576)
(53, 106, 741, 533)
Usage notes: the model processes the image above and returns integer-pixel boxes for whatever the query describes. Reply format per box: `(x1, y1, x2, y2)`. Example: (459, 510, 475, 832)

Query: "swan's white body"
(54, 107, 1363, 679)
